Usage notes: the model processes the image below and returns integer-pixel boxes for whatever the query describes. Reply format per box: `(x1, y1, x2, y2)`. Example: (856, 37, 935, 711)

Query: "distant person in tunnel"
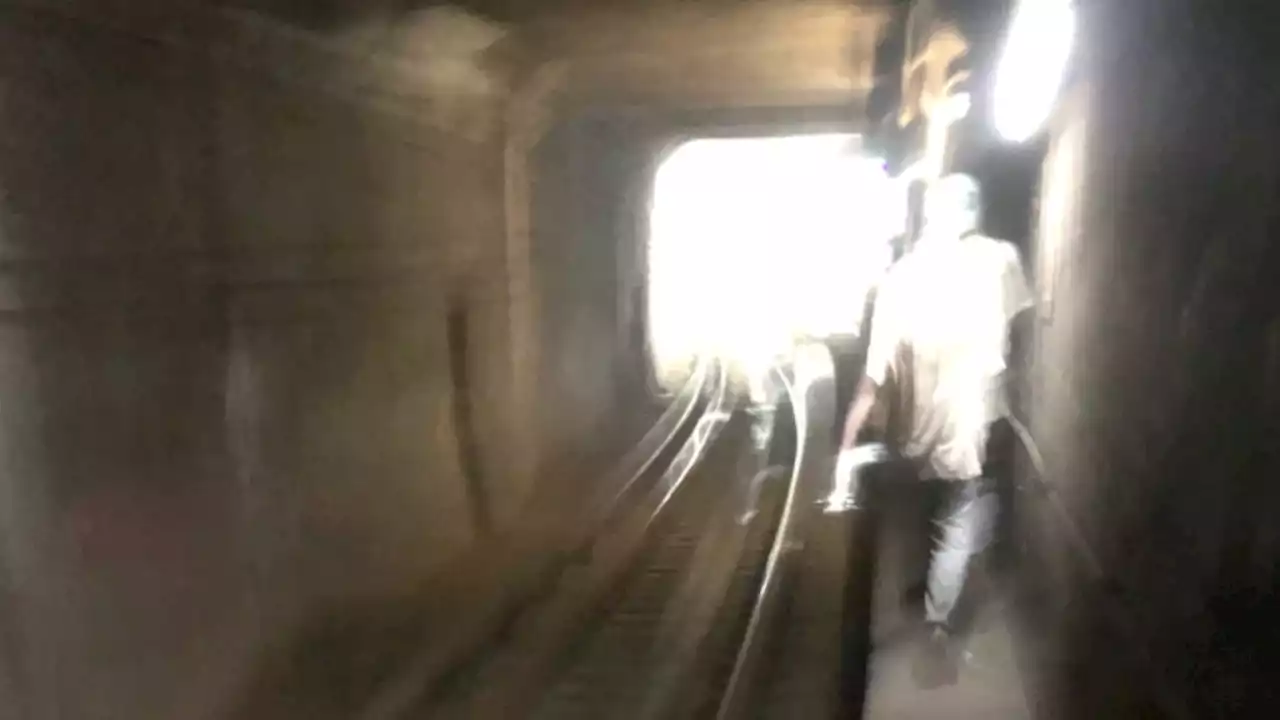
(836, 173, 1033, 687)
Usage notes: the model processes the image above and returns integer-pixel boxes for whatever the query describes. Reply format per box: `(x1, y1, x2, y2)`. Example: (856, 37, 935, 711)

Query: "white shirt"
(864, 234, 1033, 480)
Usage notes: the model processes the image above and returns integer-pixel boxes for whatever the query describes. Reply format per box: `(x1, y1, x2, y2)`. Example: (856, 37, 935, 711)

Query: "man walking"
(837, 173, 1033, 686)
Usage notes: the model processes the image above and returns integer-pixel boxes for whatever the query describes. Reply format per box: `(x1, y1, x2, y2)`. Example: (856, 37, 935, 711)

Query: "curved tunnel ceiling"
(210, 0, 901, 93)
(212, 0, 907, 28)
(193, 0, 904, 140)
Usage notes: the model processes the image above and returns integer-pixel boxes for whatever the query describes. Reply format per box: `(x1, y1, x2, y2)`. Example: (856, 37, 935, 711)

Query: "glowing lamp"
(993, 0, 1076, 143)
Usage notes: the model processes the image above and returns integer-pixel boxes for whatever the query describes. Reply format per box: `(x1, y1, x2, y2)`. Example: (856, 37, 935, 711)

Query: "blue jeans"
(924, 478, 998, 630)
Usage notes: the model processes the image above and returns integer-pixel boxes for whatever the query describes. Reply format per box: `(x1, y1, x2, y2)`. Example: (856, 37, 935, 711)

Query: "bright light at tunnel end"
(646, 134, 899, 391)
(993, 0, 1076, 143)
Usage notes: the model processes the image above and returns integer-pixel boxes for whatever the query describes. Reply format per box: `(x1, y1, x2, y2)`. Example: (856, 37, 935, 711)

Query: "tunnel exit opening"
(645, 133, 904, 395)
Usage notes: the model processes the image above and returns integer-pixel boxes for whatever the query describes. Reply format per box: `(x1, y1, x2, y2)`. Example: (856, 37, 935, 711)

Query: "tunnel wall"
(1020, 2, 1280, 715)
(0, 3, 515, 717)
(0, 1, 896, 716)
(527, 116, 652, 472)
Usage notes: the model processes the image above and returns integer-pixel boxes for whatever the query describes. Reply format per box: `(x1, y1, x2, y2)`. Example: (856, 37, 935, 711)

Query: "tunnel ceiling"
(209, 0, 514, 32)
(169, 0, 903, 139)
(199, 0, 898, 117)
(211, 0, 904, 33)
(453, 0, 905, 25)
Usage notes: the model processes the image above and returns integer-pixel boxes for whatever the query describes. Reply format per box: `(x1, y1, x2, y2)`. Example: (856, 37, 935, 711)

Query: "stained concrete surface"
(865, 597, 1030, 720)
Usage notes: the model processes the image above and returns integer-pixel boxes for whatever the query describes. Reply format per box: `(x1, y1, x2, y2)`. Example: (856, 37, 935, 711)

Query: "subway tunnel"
(0, 1, 1277, 719)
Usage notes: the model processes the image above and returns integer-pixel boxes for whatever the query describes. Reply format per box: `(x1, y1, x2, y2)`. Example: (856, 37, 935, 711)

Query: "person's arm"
(841, 282, 896, 451)
(840, 375, 881, 450)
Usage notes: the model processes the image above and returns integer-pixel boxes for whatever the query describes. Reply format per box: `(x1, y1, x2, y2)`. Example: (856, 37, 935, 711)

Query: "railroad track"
(357, 344, 842, 720)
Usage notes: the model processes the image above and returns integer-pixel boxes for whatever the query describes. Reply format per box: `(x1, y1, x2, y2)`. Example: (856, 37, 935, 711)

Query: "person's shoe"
(911, 625, 960, 689)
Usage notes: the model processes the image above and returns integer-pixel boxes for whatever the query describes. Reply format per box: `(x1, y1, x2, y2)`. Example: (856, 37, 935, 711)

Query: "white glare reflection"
(648, 134, 900, 391)
(993, 0, 1076, 143)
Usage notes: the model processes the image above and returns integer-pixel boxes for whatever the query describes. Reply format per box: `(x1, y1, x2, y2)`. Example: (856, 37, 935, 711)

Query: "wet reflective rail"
(415, 361, 738, 718)
(358, 344, 853, 720)
(355, 359, 719, 720)
(702, 343, 853, 720)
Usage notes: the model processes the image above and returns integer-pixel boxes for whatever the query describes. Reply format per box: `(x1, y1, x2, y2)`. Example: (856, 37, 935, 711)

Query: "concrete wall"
(1020, 2, 1280, 715)
(0, 0, 893, 716)
(0, 2, 514, 717)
